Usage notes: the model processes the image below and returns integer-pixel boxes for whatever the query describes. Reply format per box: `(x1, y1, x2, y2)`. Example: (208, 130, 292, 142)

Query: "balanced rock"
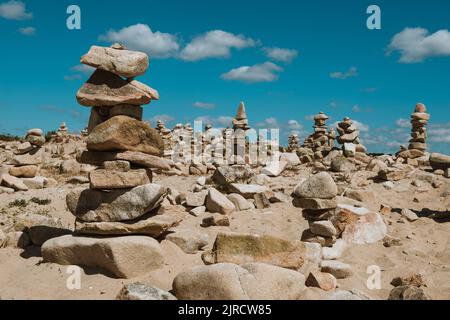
(86, 115, 164, 156)
(89, 169, 150, 189)
(42, 235, 164, 278)
(81, 45, 149, 78)
(76, 69, 158, 106)
(78, 150, 171, 170)
(66, 183, 166, 222)
(293, 172, 338, 199)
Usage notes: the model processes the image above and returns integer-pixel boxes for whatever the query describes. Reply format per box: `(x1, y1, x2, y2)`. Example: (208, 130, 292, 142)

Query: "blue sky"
(0, 0, 449, 153)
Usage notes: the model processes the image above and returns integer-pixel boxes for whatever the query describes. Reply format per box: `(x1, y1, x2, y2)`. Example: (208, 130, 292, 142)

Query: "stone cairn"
(232, 102, 251, 162)
(408, 103, 429, 157)
(1, 128, 46, 192)
(46, 43, 177, 276)
(155, 120, 174, 158)
(292, 172, 339, 247)
(287, 133, 300, 152)
(336, 117, 366, 157)
(303, 112, 335, 159)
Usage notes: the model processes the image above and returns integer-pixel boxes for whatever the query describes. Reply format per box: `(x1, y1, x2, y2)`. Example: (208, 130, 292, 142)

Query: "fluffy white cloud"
(63, 74, 82, 81)
(396, 118, 410, 128)
(71, 64, 95, 74)
(287, 119, 303, 130)
(99, 24, 180, 58)
(330, 67, 358, 80)
(180, 30, 256, 61)
(262, 47, 298, 63)
(18, 26, 35, 36)
(352, 120, 369, 133)
(429, 122, 450, 143)
(221, 62, 283, 83)
(387, 27, 450, 63)
(193, 102, 216, 110)
(0, 0, 32, 20)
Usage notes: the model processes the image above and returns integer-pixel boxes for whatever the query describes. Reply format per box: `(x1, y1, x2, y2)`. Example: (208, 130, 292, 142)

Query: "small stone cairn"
(336, 117, 366, 157)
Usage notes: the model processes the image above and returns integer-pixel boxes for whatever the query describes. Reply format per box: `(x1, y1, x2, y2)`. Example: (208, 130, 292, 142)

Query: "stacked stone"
(336, 117, 367, 157)
(292, 172, 338, 247)
(408, 103, 429, 157)
(66, 44, 175, 238)
(232, 102, 251, 161)
(232, 102, 250, 131)
(1, 128, 46, 192)
(303, 112, 335, 159)
(287, 133, 300, 152)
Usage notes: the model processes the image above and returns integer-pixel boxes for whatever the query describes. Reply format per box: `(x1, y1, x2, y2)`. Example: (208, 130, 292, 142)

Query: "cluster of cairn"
(336, 117, 366, 157)
(303, 112, 335, 159)
(67, 44, 172, 239)
(287, 133, 300, 152)
(1, 129, 46, 191)
(292, 172, 339, 247)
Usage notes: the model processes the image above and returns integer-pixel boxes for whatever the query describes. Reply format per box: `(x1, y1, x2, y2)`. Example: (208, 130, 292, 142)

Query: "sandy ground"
(0, 170, 449, 300)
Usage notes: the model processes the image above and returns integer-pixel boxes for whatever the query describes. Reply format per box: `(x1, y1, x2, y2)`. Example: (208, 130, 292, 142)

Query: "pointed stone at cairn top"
(235, 101, 247, 120)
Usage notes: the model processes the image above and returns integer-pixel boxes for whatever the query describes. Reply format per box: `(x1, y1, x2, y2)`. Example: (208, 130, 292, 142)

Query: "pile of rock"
(0, 128, 48, 192)
(155, 120, 174, 158)
(292, 172, 339, 247)
(287, 133, 300, 152)
(41, 44, 176, 278)
(336, 117, 366, 157)
(232, 101, 250, 131)
(303, 112, 335, 159)
(404, 103, 429, 159)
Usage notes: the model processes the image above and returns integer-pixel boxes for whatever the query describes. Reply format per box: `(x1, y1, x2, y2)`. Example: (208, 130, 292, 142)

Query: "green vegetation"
(30, 197, 51, 205)
(8, 199, 28, 208)
(0, 134, 21, 142)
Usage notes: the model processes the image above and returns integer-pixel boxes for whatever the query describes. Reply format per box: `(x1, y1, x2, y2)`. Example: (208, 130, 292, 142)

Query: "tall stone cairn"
(303, 112, 335, 159)
(408, 103, 429, 156)
(287, 133, 300, 152)
(336, 117, 367, 157)
(69, 43, 172, 237)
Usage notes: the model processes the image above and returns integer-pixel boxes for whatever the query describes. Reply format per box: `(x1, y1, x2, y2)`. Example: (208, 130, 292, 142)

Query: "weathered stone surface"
(254, 193, 271, 209)
(293, 197, 337, 210)
(6, 231, 30, 248)
(330, 157, 355, 172)
(109, 104, 143, 120)
(391, 274, 426, 288)
(86, 116, 164, 156)
(306, 271, 337, 291)
(201, 214, 230, 227)
(0, 229, 6, 248)
(66, 183, 166, 222)
(309, 220, 337, 237)
(332, 204, 387, 245)
(27, 135, 45, 146)
(261, 160, 288, 177)
(89, 169, 150, 189)
(228, 183, 269, 199)
(320, 260, 353, 279)
(75, 213, 180, 237)
(280, 153, 300, 167)
(227, 193, 253, 211)
(293, 172, 338, 199)
(1, 174, 28, 191)
(211, 165, 254, 186)
(250, 174, 271, 186)
(173, 262, 306, 300)
(189, 206, 206, 217)
(27, 128, 43, 136)
(322, 239, 347, 260)
(366, 159, 388, 172)
(9, 165, 38, 178)
(103, 160, 130, 172)
(116, 282, 177, 300)
(185, 191, 207, 207)
(388, 286, 431, 300)
(378, 168, 406, 181)
(11, 153, 42, 166)
(76, 69, 157, 106)
(60, 159, 81, 175)
(202, 232, 320, 271)
(16, 142, 33, 154)
(42, 235, 164, 278)
(78, 150, 171, 170)
(205, 188, 235, 215)
(81, 45, 149, 78)
(429, 153, 450, 170)
(344, 189, 376, 204)
(166, 230, 209, 254)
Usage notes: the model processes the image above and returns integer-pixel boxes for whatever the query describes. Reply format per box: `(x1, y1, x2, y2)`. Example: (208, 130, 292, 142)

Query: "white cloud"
(262, 47, 298, 63)
(429, 123, 450, 144)
(329, 101, 338, 108)
(71, 64, 95, 74)
(352, 120, 369, 133)
(255, 117, 280, 129)
(99, 24, 180, 58)
(396, 118, 410, 128)
(330, 67, 358, 80)
(287, 119, 303, 130)
(0, 0, 32, 20)
(148, 114, 175, 125)
(387, 27, 450, 63)
(221, 62, 283, 83)
(18, 26, 35, 36)
(193, 102, 216, 110)
(305, 114, 315, 121)
(352, 104, 361, 112)
(180, 30, 256, 61)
